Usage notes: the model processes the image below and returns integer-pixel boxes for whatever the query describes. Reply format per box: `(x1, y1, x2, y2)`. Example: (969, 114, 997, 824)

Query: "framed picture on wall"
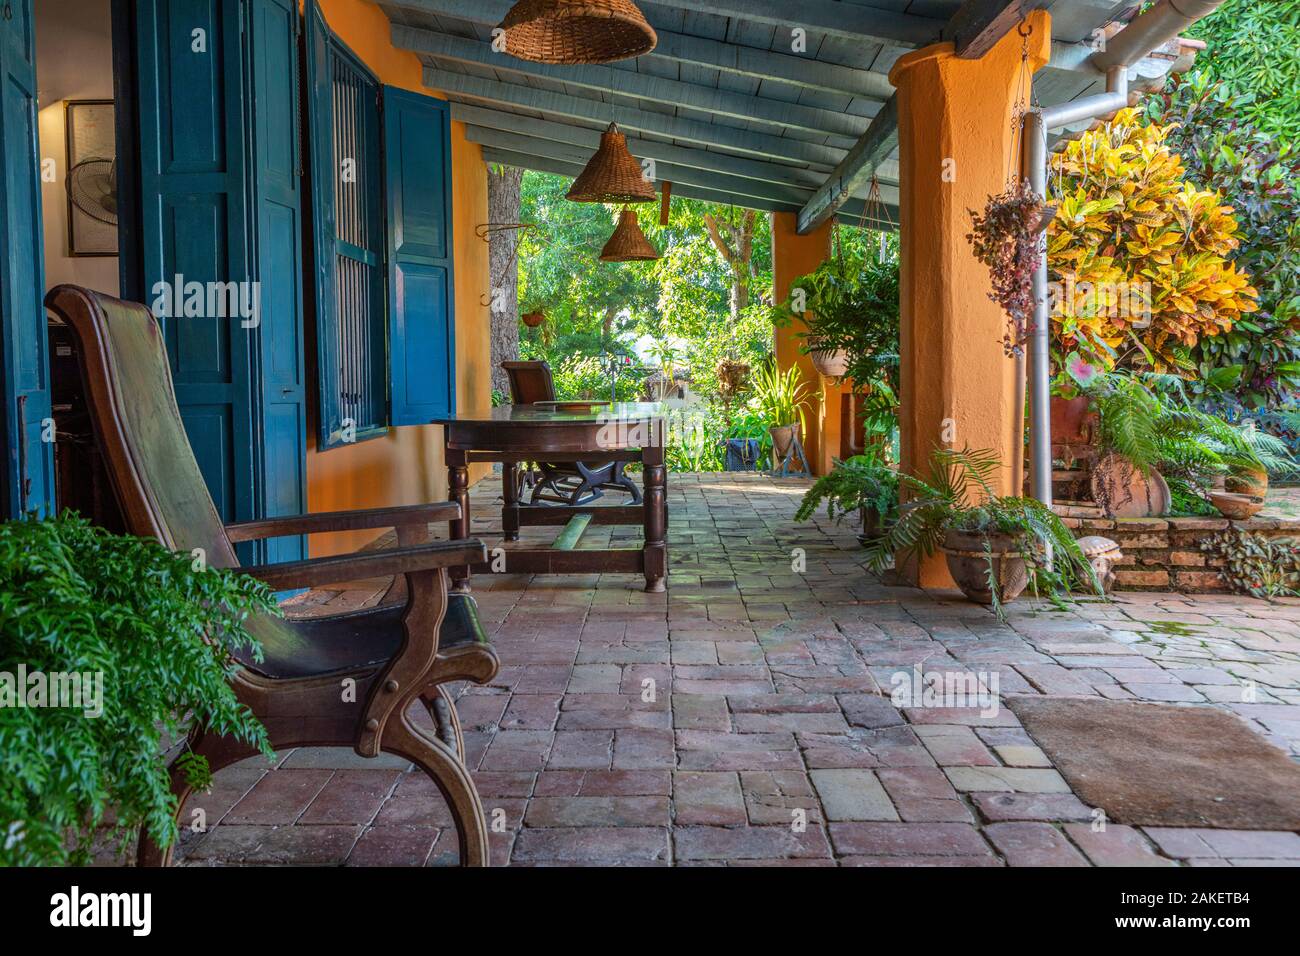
(64, 99, 118, 257)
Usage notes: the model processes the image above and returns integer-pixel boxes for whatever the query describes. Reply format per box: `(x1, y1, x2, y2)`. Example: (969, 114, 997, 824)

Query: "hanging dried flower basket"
(521, 310, 546, 328)
(600, 207, 659, 262)
(567, 122, 656, 204)
(497, 0, 657, 65)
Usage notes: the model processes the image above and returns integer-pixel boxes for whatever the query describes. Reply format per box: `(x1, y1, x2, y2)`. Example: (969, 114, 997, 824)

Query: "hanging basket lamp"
(600, 207, 658, 262)
(567, 122, 656, 204)
(497, 0, 657, 64)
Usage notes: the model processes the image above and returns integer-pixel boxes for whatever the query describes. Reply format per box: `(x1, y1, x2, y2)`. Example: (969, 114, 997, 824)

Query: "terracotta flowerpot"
(941, 529, 1029, 605)
(769, 422, 800, 467)
(1090, 453, 1170, 518)
(1050, 395, 1096, 444)
(521, 310, 545, 328)
(807, 340, 849, 378)
(1225, 467, 1268, 499)
(1209, 491, 1265, 521)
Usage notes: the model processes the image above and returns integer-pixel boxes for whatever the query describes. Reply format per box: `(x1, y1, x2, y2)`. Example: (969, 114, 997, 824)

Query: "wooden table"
(434, 403, 668, 592)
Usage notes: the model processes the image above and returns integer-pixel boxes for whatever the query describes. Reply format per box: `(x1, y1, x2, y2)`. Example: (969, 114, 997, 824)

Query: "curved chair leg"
(137, 736, 242, 867)
(382, 702, 489, 867)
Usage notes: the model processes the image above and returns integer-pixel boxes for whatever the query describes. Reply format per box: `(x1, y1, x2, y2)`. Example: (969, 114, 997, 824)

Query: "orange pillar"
(771, 211, 832, 474)
(890, 11, 1051, 585)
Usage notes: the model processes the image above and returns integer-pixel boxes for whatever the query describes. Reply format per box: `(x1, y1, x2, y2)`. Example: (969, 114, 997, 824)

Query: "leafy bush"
(1200, 528, 1300, 599)
(1048, 108, 1258, 375)
(795, 451, 898, 526)
(0, 513, 274, 865)
(549, 355, 616, 401)
(1143, 71, 1300, 408)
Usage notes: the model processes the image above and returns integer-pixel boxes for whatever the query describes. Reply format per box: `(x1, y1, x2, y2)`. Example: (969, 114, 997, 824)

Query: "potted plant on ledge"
(751, 360, 813, 469)
(864, 447, 1100, 618)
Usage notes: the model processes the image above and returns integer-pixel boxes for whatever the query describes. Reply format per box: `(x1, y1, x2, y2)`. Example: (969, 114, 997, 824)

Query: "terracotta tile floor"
(175, 472, 1300, 867)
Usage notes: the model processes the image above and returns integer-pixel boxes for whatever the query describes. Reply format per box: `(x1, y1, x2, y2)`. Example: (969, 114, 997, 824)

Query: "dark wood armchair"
(45, 285, 499, 867)
(500, 360, 641, 507)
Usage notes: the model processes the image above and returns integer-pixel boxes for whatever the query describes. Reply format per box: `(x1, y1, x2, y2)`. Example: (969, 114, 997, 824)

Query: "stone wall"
(1058, 515, 1300, 592)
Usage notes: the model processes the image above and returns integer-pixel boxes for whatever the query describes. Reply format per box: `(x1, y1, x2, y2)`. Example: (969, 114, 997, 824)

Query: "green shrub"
(0, 513, 274, 865)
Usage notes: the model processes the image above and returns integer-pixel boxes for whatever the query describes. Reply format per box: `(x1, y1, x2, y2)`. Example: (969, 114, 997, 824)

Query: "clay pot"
(941, 529, 1030, 605)
(1090, 453, 1170, 518)
(769, 422, 800, 467)
(1225, 467, 1268, 499)
(521, 310, 545, 328)
(1050, 395, 1096, 445)
(1209, 492, 1264, 521)
(807, 339, 849, 378)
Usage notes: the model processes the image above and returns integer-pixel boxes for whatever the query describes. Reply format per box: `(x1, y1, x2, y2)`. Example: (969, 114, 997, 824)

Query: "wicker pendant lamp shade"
(497, 0, 657, 64)
(566, 122, 656, 204)
(600, 207, 659, 262)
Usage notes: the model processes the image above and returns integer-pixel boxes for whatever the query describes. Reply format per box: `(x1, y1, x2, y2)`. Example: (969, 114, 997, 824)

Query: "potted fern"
(795, 451, 898, 542)
(864, 447, 1100, 617)
(0, 512, 274, 865)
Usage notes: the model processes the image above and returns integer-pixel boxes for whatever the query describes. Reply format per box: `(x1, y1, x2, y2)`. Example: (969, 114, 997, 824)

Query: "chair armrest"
(241, 538, 486, 590)
(226, 502, 461, 542)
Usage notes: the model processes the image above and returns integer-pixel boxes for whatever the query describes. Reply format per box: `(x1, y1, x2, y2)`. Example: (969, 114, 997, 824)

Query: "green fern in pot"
(864, 447, 1100, 618)
(795, 451, 898, 542)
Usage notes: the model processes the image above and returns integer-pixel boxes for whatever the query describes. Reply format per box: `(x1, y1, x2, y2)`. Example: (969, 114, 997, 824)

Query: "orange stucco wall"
(772, 211, 833, 475)
(305, 0, 491, 556)
(890, 10, 1051, 585)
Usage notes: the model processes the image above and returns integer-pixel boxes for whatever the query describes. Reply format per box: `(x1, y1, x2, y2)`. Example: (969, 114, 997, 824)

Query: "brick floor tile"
(810, 769, 899, 822)
(945, 766, 1071, 793)
(984, 822, 1089, 866)
(829, 822, 992, 858)
(547, 730, 614, 770)
(511, 827, 670, 865)
(1062, 824, 1176, 867)
(224, 768, 333, 825)
(671, 694, 731, 731)
(673, 772, 747, 825)
(971, 791, 1095, 823)
(740, 771, 822, 826)
(300, 769, 401, 825)
(525, 796, 670, 827)
(346, 826, 439, 866)
(499, 694, 561, 731)
(674, 825, 832, 861)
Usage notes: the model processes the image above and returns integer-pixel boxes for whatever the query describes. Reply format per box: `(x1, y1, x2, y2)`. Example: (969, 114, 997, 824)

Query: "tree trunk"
(704, 209, 757, 323)
(487, 164, 525, 397)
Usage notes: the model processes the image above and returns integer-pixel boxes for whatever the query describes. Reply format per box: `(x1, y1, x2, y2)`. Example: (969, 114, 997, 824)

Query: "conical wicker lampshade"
(498, 0, 657, 64)
(600, 207, 659, 262)
(566, 122, 656, 204)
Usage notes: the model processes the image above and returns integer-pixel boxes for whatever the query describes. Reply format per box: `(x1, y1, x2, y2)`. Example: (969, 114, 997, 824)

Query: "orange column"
(771, 211, 832, 474)
(889, 11, 1051, 585)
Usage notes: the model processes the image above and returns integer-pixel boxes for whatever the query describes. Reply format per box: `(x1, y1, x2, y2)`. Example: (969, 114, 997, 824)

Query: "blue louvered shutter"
(383, 86, 455, 425)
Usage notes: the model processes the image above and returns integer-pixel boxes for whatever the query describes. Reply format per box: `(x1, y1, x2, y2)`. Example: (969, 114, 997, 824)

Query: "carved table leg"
(642, 444, 667, 593)
(449, 449, 471, 593)
(502, 462, 520, 542)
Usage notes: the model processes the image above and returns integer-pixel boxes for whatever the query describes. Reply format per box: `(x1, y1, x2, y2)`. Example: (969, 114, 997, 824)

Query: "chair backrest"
(44, 285, 241, 569)
(501, 360, 556, 404)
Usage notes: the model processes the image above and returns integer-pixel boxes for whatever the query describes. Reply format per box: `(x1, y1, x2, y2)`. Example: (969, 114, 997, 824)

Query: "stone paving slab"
(167, 472, 1300, 867)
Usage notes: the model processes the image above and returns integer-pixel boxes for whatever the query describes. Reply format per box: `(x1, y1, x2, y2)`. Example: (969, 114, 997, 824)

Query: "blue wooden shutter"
(248, 0, 306, 563)
(135, 0, 255, 526)
(383, 86, 455, 425)
(305, 3, 386, 450)
(0, 0, 54, 517)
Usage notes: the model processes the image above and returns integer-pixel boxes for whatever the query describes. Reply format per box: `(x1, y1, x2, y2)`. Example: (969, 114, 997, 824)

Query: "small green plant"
(1200, 528, 1300, 599)
(0, 512, 275, 865)
(795, 452, 898, 527)
(751, 361, 813, 433)
(864, 447, 1100, 618)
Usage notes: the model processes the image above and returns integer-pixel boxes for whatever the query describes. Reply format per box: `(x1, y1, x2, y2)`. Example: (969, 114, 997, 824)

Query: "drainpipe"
(1021, 0, 1227, 506)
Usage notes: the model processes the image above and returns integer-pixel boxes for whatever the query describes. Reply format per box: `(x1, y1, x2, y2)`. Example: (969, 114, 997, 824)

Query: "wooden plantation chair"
(500, 360, 641, 507)
(45, 285, 499, 867)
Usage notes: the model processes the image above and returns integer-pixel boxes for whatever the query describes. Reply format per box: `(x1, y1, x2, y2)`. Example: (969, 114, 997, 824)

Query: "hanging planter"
(521, 309, 546, 328)
(966, 179, 1055, 357)
(599, 207, 658, 262)
(806, 339, 849, 378)
(496, 0, 657, 65)
(567, 123, 656, 204)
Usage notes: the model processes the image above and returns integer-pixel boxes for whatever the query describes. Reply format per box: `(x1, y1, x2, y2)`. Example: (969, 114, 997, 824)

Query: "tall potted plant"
(0, 513, 275, 865)
(751, 361, 813, 468)
(865, 447, 1099, 617)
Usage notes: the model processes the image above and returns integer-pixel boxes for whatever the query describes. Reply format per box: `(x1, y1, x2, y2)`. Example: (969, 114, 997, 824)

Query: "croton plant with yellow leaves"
(1048, 107, 1258, 375)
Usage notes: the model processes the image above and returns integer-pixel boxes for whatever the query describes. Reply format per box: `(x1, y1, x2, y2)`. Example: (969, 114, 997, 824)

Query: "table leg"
(642, 444, 666, 593)
(502, 462, 520, 542)
(448, 449, 471, 593)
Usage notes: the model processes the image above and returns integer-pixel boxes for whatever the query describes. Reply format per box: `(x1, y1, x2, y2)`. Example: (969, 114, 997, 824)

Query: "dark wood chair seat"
(241, 593, 487, 681)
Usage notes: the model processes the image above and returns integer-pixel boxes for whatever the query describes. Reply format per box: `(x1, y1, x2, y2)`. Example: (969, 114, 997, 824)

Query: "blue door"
(0, 0, 54, 518)
(135, 0, 304, 560)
